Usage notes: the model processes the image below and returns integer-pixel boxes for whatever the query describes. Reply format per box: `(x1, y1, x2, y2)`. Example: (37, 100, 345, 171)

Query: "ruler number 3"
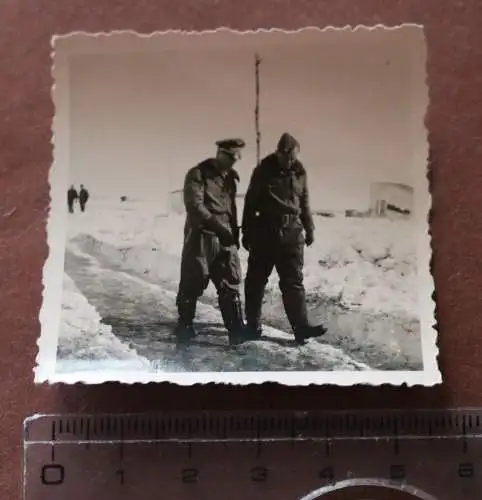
(181, 468, 199, 484)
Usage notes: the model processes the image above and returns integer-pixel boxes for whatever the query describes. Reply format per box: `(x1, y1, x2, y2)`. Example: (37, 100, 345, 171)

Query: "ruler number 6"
(318, 466, 335, 484)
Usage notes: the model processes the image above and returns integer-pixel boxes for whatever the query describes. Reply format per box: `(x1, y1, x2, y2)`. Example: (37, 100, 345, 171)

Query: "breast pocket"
(267, 178, 290, 200)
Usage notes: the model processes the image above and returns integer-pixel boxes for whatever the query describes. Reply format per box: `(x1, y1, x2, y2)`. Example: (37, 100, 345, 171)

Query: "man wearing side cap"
(241, 132, 328, 345)
(175, 138, 247, 345)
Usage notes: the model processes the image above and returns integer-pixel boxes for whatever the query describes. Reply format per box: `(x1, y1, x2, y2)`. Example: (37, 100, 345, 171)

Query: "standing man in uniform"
(67, 185, 78, 213)
(241, 132, 327, 345)
(79, 184, 90, 212)
(175, 138, 247, 345)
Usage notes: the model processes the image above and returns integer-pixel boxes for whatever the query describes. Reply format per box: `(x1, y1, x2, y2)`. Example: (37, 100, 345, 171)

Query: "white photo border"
(35, 25, 441, 386)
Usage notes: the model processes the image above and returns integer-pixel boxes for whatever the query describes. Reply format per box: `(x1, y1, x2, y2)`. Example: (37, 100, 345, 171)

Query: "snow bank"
(67, 203, 418, 318)
(303, 216, 417, 317)
(57, 274, 151, 370)
(65, 202, 423, 370)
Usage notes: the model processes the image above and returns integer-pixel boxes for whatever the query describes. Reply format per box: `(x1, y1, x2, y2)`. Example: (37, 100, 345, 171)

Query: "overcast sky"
(60, 27, 428, 212)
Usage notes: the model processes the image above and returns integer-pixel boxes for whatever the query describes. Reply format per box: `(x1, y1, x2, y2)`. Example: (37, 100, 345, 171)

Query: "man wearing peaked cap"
(241, 132, 328, 345)
(174, 137, 248, 346)
(215, 138, 246, 159)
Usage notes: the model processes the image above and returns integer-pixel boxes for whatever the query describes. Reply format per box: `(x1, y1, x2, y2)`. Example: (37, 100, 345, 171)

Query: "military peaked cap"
(215, 138, 246, 150)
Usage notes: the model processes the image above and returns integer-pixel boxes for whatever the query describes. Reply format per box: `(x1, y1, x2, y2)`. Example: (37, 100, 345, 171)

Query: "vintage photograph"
(35, 26, 440, 385)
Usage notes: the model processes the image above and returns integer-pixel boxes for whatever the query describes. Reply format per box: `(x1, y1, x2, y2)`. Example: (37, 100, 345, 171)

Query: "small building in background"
(369, 181, 414, 217)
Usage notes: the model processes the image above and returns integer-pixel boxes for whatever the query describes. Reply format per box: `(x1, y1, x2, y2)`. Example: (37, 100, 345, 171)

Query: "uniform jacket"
(182, 158, 240, 244)
(241, 152, 315, 239)
(79, 188, 89, 203)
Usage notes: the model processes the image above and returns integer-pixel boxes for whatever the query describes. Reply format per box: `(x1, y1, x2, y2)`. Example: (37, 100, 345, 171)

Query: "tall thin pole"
(254, 53, 261, 166)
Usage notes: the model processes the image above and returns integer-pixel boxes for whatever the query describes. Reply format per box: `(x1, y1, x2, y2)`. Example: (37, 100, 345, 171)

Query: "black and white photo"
(35, 26, 440, 385)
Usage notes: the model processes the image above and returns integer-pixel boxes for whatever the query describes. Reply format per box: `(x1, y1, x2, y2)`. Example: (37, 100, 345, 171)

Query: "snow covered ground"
(59, 244, 369, 373)
(57, 274, 151, 373)
(59, 198, 424, 371)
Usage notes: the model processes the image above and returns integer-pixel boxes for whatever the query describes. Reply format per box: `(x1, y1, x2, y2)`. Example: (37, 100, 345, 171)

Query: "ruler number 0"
(40, 464, 65, 486)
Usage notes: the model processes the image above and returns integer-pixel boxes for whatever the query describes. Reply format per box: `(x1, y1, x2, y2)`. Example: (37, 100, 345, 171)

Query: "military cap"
(215, 138, 246, 150)
(277, 132, 300, 153)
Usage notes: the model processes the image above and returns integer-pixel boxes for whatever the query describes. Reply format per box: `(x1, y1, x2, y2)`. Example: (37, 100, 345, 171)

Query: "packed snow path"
(66, 230, 424, 371)
(64, 246, 371, 372)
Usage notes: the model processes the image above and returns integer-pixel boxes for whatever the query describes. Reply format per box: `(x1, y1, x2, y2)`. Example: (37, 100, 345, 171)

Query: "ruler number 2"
(458, 463, 475, 479)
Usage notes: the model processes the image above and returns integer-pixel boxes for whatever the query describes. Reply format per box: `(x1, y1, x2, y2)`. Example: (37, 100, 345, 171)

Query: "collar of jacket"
(203, 158, 240, 182)
(263, 153, 304, 176)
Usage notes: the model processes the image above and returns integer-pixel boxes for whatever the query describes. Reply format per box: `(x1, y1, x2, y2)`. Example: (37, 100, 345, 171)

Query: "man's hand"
(217, 225, 234, 247)
(205, 218, 234, 247)
(305, 230, 314, 247)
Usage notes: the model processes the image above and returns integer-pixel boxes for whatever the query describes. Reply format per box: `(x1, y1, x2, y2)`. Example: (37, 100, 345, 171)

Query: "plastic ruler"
(22, 408, 482, 500)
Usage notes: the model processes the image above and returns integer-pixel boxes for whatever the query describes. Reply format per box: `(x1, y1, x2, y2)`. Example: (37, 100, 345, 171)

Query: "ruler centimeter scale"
(23, 409, 482, 500)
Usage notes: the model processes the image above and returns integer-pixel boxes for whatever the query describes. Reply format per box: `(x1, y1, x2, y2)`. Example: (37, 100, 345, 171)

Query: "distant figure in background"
(78, 184, 90, 212)
(175, 138, 247, 346)
(67, 185, 78, 213)
(241, 132, 327, 345)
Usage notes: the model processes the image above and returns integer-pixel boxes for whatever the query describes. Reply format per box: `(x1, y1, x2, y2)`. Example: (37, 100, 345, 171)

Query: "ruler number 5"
(250, 466, 268, 482)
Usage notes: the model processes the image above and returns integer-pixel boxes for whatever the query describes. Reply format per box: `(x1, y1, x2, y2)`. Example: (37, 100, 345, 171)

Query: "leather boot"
(219, 293, 248, 346)
(174, 298, 197, 344)
(282, 288, 327, 345)
(244, 287, 264, 340)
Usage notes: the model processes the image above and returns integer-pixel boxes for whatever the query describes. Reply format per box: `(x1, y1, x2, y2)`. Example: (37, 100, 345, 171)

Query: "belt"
(258, 213, 300, 227)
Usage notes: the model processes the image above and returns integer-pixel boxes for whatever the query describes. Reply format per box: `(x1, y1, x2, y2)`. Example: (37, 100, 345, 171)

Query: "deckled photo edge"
(35, 38, 72, 383)
(412, 25, 441, 385)
(34, 23, 441, 387)
(48, 23, 425, 41)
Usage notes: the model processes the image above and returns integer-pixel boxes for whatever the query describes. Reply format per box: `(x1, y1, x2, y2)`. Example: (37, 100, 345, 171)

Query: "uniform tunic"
(176, 158, 242, 304)
(241, 152, 315, 329)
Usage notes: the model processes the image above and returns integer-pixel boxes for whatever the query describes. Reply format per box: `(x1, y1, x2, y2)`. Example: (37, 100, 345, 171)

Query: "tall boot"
(282, 288, 327, 345)
(244, 287, 265, 340)
(175, 298, 197, 344)
(218, 293, 247, 346)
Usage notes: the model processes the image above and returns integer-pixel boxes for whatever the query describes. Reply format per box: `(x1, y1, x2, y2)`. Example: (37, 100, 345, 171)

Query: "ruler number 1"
(116, 469, 125, 484)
